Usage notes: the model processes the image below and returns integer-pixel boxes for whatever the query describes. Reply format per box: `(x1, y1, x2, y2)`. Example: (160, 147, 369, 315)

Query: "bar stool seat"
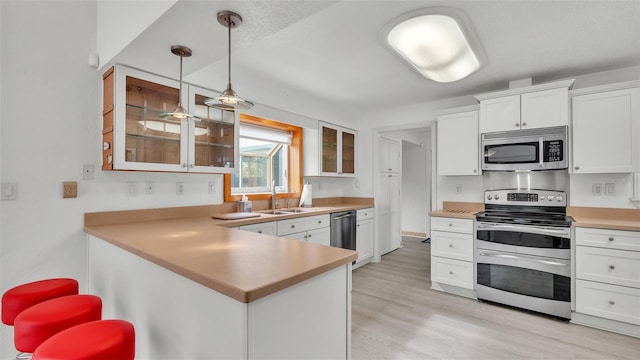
(32, 320, 135, 360)
(14, 294, 102, 354)
(2, 278, 79, 325)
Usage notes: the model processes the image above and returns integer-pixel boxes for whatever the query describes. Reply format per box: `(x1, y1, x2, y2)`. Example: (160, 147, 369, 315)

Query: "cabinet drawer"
(431, 217, 473, 234)
(576, 227, 640, 252)
(277, 214, 330, 236)
(239, 222, 277, 236)
(357, 208, 374, 221)
(576, 279, 640, 325)
(576, 246, 640, 288)
(431, 230, 474, 262)
(431, 257, 474, 290)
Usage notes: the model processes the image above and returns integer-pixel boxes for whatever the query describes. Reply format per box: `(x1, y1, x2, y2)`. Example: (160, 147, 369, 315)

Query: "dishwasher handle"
(332, 213, 356, 221)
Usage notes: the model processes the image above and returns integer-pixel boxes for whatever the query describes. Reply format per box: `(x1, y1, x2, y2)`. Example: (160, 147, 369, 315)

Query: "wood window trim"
(224, 113, 303, 202)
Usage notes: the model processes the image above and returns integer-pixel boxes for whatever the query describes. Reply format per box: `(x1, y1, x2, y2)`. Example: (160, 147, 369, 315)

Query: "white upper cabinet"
(107, 65, 238, 173)
(316, 122, 357, 177)
(378, 137, 401, 173)
(436, 107, 480, 176)
(476, 79, 574, 133)
(571, 84, 639, 174)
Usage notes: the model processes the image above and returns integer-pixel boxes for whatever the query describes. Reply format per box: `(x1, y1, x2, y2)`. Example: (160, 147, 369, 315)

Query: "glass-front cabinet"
(104, 65, 238, 173)
(319, 122, 356, 176)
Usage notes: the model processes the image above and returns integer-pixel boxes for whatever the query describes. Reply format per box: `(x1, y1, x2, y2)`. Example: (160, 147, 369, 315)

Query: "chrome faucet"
(271, 180, 277, 211)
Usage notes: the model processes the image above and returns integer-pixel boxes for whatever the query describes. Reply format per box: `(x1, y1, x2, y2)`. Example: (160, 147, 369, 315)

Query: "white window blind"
(240, 124, 292, 144)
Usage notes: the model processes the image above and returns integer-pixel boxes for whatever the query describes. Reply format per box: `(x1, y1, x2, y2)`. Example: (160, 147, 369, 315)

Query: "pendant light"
(160, 45, 198, 119)
(205, 10, 254, 110)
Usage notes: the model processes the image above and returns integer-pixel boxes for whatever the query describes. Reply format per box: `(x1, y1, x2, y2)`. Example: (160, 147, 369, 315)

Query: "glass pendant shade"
(205, 10, 253, 111)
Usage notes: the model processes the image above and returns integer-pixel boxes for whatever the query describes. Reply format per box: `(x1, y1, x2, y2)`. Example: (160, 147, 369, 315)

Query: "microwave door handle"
(476, 223, 570, 237)
(478, 252, 568, 267)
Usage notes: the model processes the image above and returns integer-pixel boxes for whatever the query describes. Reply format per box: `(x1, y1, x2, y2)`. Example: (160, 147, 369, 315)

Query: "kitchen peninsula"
(84, 200, 368, 359)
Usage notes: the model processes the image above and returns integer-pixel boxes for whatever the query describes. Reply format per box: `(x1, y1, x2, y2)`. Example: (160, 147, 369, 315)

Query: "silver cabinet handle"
(609, 265, 615, 270)
(449, 244, 453, 248)
(575, 166, 580, 170)
(308, 234, 312, 238)
(257, 230, 262, 234)
(522, 122, 527, 127)
(449, 271, 453, 275)
(448, 223, 453, 227)
(318, 220, 322, 224)
(291, 225, 295, 229)
(181, 163, 187, 168)
(608, 237, 614, 242)
(515, 123, 519, 127)
(609, 300, 615, 305)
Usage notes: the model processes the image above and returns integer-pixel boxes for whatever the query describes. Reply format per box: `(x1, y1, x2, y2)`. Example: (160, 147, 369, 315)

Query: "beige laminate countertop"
(429, 201, 484, 220)
(568, 206, 640, 232)
(84, 198, 372, 303)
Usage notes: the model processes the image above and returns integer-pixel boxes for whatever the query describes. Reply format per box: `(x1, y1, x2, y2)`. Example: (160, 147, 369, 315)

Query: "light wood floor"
(351, 238, 640, 359)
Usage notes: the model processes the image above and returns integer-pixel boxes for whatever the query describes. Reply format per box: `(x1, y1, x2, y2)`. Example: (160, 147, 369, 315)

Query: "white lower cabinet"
(277, 214, 331, 246)
(574, 227, 640, 336)
(355, 208, 374, 266)
(430, 217, 475, 296)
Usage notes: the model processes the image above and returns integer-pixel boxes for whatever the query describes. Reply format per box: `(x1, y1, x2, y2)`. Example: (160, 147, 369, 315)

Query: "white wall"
(570, 173, 637, 208)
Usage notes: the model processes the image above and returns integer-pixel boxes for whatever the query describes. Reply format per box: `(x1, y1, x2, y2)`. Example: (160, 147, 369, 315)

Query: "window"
(224, 114, 303, 202)
(231, 125, 291, 194)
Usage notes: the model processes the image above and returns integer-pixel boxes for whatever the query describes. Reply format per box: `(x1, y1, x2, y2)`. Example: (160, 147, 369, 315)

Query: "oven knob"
(556, 196, 563, 202)
(547, 195, 554, 201)
(494, 194, 500, 200)
(487, 194, 493, 200)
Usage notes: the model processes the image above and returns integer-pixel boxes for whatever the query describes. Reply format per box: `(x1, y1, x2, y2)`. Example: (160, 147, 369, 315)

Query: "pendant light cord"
(178, 52, 184, 108)
(227, 18, 232, 88)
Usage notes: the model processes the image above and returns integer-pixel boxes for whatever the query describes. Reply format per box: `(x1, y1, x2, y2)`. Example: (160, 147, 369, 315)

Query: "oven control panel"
(485, 189, 566, 207)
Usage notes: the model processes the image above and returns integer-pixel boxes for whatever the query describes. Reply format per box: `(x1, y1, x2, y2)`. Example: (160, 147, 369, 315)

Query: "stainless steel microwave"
(481, 126, 568, 171)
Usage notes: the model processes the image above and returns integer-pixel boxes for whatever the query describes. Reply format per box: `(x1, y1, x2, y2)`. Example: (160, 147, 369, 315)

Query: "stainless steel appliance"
(481, 126, 568, 171)
(331, 211, 356, 254)
(475, 189, 572, 319)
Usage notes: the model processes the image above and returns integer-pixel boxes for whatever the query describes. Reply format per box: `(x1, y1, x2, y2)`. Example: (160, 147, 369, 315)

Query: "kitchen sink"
(279, 208, 311, 213)
(256, 210, 290, 215)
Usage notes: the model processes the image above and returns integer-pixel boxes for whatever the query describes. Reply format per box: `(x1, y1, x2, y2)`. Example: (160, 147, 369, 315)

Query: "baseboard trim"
(402, 231, 427, 238)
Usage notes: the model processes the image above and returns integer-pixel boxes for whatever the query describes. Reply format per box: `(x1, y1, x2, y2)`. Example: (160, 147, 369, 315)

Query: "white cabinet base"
(572, 312, 640, 338)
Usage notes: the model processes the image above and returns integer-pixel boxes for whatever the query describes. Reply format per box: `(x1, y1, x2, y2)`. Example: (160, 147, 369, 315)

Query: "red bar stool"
(2, 278, 79, 326)
(13, 295, 102, 357)
(32, 320, 135, 360)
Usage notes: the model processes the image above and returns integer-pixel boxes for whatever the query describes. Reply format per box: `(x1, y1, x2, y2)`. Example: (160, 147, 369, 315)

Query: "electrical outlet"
(82, 164, 94, 180)
(63, 181, 77, 198)
(592, 183, 602, 196)
(1, 182, 18, 201)
(605, 183, 616, 196)
(176, 182, 184, 195)
(208, 181, 215, 194)
(127, 182, 137, 197)
(455, 184, 462, 194)
(145, 182, 154, 195)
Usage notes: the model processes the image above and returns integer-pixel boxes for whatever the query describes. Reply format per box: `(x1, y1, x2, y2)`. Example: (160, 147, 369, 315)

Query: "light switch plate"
(1, 182, 18, 201)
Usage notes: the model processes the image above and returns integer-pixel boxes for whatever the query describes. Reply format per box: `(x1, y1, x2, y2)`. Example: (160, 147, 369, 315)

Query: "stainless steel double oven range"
(475, 189, 572, 319)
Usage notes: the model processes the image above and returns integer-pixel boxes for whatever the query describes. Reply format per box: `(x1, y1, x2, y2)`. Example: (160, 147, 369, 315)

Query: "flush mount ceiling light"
(205, 10, 254, 110)
(160, 45, 198, 119)
(382, 7, 486, 83)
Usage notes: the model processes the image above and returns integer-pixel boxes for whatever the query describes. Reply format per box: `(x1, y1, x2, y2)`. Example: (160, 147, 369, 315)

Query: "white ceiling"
(113, 0, 640, 113)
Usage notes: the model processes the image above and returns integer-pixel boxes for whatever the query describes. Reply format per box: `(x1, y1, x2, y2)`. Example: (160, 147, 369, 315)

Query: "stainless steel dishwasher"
(330, 210, 357, 251)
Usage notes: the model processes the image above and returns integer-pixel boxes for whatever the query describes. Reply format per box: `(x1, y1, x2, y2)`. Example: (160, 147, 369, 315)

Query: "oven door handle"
(477, 252, 568, 267)
(476, 223, 570, 237)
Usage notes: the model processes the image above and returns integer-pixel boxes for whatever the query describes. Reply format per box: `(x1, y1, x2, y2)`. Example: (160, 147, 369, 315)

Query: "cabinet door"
(378, 137, 400, 173)
(113, 66, 187, 171)
(188, 86, 238, 174)
(306, 227, 331, 246)
(437, 110, 480, 175)
(389, 211, 401, 252)
(285, 231, 308, 242)
(320, 123, 339, 175)
(377, 212, 391, 255)
(479, 94, 520, 133)
(341, 130, 356, 175)
(572, 87, 639, 173)
(356, 218, 374, 262)
(521, 87, 569, 129)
